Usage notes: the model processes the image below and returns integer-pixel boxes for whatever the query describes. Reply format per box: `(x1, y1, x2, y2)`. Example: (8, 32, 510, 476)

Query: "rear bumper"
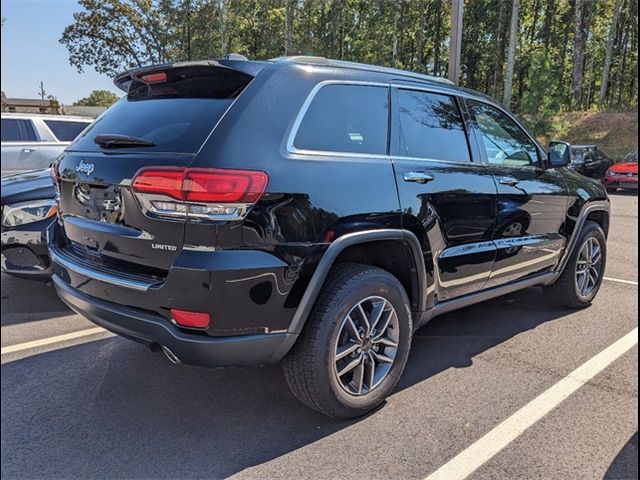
(53, 274, 294, 367)
(47, 220, 309, 337)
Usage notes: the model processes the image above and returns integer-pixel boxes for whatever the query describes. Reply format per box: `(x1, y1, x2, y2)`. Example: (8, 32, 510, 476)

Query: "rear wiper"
(94, 134, 155, 148)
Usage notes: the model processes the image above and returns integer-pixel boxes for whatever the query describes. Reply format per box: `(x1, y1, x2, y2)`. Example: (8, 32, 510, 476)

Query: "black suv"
(49, 57, 610, 418)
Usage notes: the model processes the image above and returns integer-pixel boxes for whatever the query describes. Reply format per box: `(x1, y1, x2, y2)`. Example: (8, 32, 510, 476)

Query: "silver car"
(1, 113, 93, 175)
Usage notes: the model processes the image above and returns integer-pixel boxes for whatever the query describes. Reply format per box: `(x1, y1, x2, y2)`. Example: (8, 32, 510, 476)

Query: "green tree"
(60, 0, 638, 113)
(73, 90, 120, 107)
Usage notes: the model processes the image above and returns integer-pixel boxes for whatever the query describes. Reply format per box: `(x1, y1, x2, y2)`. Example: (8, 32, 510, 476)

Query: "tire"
(283, 263, 412, 419)
(606, 186, 618, 194)
(544, 221, 607, 309)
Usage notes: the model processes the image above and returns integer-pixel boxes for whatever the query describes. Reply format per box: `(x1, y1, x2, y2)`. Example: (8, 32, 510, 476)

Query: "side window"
(44, 120, 89, 141)
(19, 120, 38, 141)
(394, 89, 470, 162)
(1, 119, 22, 141)
(467, 101, 540, 167)
(1, 119, 38, 142)
(293, 84, 388, 155)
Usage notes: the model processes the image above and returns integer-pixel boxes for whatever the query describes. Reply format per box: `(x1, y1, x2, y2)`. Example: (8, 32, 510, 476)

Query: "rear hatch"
(55, 62, 260, 275)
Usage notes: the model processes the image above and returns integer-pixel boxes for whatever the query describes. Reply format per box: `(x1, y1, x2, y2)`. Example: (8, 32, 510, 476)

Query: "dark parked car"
(1, 168, 57, 279)
(49, 57, 610, 418)
(568, 144, 614, 180)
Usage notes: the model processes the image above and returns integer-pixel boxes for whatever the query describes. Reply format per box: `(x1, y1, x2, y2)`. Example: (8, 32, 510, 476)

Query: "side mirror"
(548, 141, 572, 168)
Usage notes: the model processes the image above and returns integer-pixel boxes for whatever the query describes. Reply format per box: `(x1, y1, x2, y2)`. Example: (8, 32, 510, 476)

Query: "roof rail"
(270, 56, 454, 85)
(224, 53, 249, 61)
(270, 55, 330, 65)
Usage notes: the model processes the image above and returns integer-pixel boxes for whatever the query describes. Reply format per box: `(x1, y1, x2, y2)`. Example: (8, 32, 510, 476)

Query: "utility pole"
(448, 0, 463, 85)
(38, 81, 46, 100)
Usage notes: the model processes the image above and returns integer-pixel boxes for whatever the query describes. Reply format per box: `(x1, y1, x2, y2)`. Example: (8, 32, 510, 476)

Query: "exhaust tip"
(161, 345, 181, 364)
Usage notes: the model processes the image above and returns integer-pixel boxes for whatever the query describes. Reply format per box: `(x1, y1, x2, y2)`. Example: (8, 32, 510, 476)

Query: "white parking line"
(425, 327, 639, 480)
(604, 276, 638, 286)
(1, 327, 111, 355)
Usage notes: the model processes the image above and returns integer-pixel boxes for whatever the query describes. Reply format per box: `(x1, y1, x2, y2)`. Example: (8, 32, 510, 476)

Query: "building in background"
(1, 92, 106, 118)
(60, 105, 106, 118)
(1, 91, 59, 114)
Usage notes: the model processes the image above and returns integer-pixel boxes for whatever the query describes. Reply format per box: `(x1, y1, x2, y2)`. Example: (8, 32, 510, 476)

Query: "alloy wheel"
(575, 237, 603, 296)
(333, 296, 399, 396)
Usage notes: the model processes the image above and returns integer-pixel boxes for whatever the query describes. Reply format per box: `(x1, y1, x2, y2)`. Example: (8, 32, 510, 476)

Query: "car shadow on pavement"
(1, 274, 71, 326)
(604, 431, 638, 480)
(1, 287, 576, 479)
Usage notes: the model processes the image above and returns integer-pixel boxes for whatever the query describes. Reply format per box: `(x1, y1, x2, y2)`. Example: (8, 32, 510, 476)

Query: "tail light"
(50, 160, 60, 185)
(131, 167, 268, 221)
(141, 72, 167, 84)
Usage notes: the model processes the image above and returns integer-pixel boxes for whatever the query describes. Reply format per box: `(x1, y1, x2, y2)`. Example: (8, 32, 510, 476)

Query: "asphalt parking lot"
(1, 193, 638, 480)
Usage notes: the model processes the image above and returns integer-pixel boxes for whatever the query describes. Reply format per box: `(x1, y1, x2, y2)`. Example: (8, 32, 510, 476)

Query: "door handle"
(403, 171, 434, 184)
(21, 148, 36, 153)
(498, 177, 519, 186)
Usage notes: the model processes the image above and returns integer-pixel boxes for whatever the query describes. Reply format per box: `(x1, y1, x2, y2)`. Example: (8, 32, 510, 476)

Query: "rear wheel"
(544, 221, 606, 309)
(283, 263, 412, 418)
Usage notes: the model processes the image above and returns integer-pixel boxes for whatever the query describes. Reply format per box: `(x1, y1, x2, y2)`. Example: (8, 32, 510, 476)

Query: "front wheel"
(283, 263, 412, 419)
(544, 221, 607, 309)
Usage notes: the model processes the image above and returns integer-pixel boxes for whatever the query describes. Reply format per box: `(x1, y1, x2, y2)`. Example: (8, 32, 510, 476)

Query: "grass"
(532, 111, 638, 161)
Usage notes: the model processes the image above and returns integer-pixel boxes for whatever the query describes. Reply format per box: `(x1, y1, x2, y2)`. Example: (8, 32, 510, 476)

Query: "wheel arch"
(555, 200, 610, 276)
(270, 229, 427, 362)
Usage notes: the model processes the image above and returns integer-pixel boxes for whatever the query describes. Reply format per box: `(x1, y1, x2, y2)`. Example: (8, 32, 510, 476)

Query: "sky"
(1, 0, 120, 104)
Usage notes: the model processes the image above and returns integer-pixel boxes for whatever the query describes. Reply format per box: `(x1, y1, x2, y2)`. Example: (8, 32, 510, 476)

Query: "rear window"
(44, 120, 90, 141)
(69, 67, 252, 153)
(293, 84, 388, 155)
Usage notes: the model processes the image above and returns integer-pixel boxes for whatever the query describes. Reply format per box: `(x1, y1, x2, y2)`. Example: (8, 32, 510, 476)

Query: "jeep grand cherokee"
(49, 56, 610, 418)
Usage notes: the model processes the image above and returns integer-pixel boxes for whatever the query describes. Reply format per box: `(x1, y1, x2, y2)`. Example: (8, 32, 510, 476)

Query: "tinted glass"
(19, 120, 37, 141)
(394, 90, 470, 162)
(44, 120, 90, 141)
(468, 101, 539, 167)
(69, 67, 251, 153)
(294, 85, 388, 155)
(70, 98, 233, 153)
(1, 119, 22, 141)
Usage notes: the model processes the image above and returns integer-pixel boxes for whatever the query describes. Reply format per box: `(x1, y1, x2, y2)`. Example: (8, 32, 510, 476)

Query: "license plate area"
(73, 183, 124, 224)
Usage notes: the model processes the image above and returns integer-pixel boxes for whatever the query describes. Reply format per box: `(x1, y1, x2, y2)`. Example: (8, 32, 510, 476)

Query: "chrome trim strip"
(284, 79, 487, 166)
(50, 247, 158, 292)
(285, 80, 390, 158)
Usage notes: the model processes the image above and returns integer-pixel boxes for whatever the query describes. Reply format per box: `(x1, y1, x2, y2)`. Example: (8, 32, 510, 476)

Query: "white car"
(1, 113, 93, 175)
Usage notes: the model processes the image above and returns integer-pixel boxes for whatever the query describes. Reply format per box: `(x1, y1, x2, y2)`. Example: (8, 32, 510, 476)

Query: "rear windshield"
(69, 67, 251, 153)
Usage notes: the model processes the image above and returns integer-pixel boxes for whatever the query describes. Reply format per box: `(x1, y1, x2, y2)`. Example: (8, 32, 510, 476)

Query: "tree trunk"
(433, 0, 443, 76)
(571, 0, 592, 108)
(285, 0, 295, 55)
(542, 0, 556, 52)
(417, 0, 425, 71)
(219, 0, 227, 56)
(598, 0, 623, 109)
(392, 3, 398, 67)
(503, 0, 519, 107)
(492, 0, 508, 97)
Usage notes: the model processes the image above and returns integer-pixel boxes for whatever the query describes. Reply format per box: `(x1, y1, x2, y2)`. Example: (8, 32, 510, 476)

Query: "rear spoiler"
(113, 59, 269, 93)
